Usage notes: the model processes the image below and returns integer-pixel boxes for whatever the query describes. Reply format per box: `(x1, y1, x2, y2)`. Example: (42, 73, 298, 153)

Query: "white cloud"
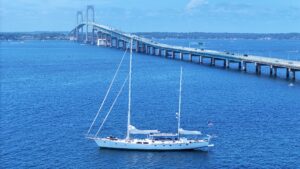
(185, 0, 207, 11)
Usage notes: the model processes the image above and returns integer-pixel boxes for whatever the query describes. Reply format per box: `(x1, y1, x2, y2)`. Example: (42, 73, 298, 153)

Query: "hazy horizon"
(1, 31, 300, 34)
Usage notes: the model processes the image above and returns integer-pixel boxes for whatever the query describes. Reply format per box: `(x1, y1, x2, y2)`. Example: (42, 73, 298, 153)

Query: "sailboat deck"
(92, 137, 207, 144)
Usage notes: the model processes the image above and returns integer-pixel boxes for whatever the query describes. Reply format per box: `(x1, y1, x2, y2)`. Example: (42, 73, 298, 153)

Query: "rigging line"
(95, 75, 129, 137)
(87, 47, 128, 135)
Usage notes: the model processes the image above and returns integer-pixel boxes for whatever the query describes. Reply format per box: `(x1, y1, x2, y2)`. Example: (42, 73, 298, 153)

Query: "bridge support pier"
(122, 41, 126, 50)
(255, 63, 261, 75)
(119, 40, 122, 49)
(108, 36, 112, 47)
(211, 58, 215, 66)
(115, 39, 119, 48)
(140, 43, 143, 52)
(145, 45, 148, 54)
(291, 70, 296, 80)
(286, 68, 290, 79)
(179, 53, 183, 60)
(273, 67, 277, 77)
(242, 61, 247, 71)
(147, 45, 150, 54)
(189, 53, 192, 62)
(171, 51, 175, 59)
(148, 46, 151, 54)
(91, 27, 95, 45)
(157, 48, 161, 56)
(225, 59, 229, 68)
(151, 47, 154, 55)
(270, 65, 273, 76)
(136, 41, 139, 52)
(140, 43, 144, 53)
(120, 40, 124, 49)
(164, 50, 167, 57)
(143, 45, 146, 54)
(199, 56, 202, 63)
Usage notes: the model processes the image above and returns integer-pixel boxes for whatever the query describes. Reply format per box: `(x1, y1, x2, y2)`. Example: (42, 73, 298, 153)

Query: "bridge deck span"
(70, 22, 300, 80)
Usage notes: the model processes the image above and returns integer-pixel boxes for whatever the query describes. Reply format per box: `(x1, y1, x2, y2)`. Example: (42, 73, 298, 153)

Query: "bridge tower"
(86, 5, 95, 44)
(76, 11, 83, 41)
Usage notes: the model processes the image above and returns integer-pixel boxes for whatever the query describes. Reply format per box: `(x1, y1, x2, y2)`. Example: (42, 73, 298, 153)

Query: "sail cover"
(129, 125, 160, 134)
(179, 128, 202, 135)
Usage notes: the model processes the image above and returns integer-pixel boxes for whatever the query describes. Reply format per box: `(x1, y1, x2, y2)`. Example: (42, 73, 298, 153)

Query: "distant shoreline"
(1, 32, 300, 41)
(136, 32, 300, 40)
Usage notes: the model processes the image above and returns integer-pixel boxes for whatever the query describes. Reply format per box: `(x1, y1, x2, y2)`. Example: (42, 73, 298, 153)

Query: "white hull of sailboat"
(92, 138, 211, 151)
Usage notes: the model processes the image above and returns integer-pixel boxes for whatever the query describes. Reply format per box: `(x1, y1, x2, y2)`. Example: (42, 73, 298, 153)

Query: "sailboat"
(87, 38, 213, 150)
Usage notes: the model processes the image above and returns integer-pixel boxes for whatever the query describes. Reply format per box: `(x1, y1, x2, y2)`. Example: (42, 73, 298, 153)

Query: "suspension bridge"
(70, 5, 300, 80)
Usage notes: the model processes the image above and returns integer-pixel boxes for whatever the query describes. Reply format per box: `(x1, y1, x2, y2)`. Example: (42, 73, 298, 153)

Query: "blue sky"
(1, 0, 300, 33)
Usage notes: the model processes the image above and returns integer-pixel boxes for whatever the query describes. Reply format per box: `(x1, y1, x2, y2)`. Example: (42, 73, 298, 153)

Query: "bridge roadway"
(70, 22, 300, 80)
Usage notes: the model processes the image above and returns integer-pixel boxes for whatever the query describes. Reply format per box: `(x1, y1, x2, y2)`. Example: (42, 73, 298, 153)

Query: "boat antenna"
(126, 38, 133, 140)
(177, 66, 183, 138)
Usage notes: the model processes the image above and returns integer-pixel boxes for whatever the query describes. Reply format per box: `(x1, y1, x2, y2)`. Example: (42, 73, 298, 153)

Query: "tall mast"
(126, 38, 133, 140)
(177, 67, 183, 137)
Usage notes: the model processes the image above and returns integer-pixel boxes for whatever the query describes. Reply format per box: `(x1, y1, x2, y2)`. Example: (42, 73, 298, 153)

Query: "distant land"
(0, 32, 69, 41)
(136, 32, 300, 40)
(1, 32, 300, 41)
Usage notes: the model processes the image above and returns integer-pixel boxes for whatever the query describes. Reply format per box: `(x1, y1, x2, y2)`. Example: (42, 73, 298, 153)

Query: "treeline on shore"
(1, 32, 300, 40)
(0, 32, 69, 41)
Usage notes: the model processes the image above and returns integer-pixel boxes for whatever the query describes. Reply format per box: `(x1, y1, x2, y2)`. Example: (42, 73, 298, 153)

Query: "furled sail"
(179, 128, 202, 135)
(129, 125, 160, 134)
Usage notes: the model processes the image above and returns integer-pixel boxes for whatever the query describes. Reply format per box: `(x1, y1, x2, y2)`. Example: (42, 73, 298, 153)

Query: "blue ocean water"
(1, 40, 300, 169)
